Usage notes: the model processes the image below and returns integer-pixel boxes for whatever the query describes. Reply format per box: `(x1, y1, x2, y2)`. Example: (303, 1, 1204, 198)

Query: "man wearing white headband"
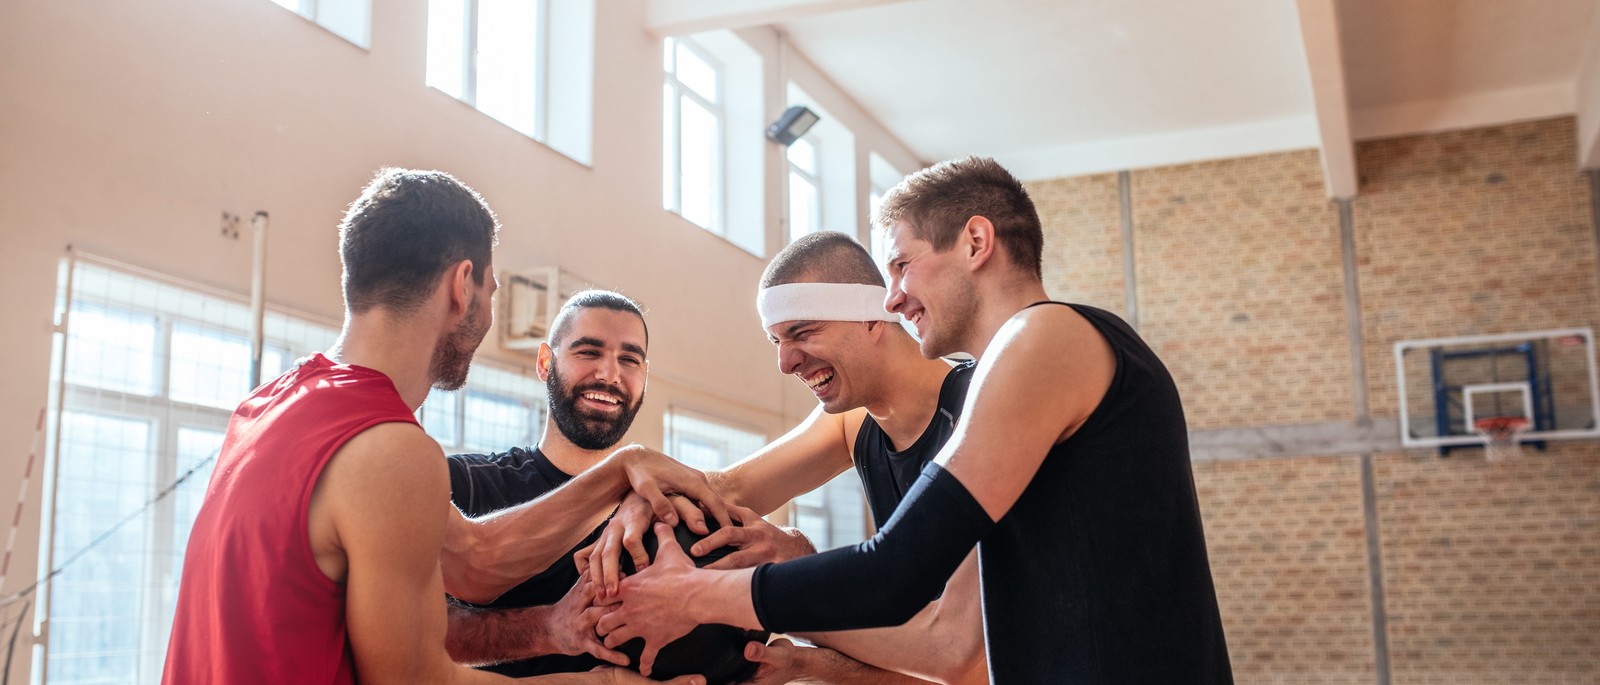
(581, 231, 988, 684)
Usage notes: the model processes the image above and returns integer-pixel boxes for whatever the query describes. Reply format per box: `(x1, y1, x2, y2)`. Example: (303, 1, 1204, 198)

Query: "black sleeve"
(750, 462, 994, 633)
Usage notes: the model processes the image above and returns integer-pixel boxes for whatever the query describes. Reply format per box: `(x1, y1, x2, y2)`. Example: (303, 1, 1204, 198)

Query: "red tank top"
(163, 354, 418, 685)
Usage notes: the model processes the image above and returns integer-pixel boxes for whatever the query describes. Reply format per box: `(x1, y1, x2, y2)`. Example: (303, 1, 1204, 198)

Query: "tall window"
(36, 258, 546, 684)
(787, 136, 822, 243)
(39, 258, 337, 685)
(269, 0, 371, 47)
(428, 0, 548, 139)
(662, 38, 725, 234)
(663, 410, 765, 473)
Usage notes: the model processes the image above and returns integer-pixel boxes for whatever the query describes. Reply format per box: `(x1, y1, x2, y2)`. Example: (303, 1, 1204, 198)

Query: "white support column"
(1576, 0, 1600, 170)
(647, 0, 917, 37)
(1295, 0, 1359, 198)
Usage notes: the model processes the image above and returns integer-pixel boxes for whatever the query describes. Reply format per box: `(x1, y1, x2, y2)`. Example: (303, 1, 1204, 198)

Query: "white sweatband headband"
(757, 283, 899, 329)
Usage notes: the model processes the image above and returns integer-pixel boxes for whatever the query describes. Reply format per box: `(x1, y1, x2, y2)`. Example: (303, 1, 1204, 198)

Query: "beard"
(430, 292, 489, 391)
(546, 360, 644, 450)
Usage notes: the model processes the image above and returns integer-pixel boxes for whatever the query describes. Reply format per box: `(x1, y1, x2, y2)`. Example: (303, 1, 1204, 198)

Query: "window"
(663, 410, 766, 473)
(787, 136, 822, 244)
(663, 37, 725, 234)
(426, 0, 595, 163)
(39, 258, 338, 685)
(423, 364, 547, 454)
(34, 258, 543, 685)
(790, 472, 869, 551)
(269, 0, 371, 47)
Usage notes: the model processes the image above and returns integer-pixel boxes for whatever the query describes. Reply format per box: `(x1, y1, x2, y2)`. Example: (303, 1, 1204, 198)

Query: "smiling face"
(540, 307, 648, 450)
(883, 220, 978, 359)
(766, 318, 879, 413)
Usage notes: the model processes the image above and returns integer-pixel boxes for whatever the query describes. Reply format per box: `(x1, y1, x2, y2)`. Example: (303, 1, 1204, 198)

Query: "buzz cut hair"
(759, 231, 885, 290)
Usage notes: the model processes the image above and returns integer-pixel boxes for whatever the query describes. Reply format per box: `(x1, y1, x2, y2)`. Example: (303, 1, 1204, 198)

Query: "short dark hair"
(339, 168, 499, 314)
(548, 290, 649, 350)
(760, 231, 884, 289)
(876, 156, 1042, 278)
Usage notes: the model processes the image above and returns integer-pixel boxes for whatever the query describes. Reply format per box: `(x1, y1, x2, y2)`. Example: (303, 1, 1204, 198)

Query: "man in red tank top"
(163, 168, 701, 685)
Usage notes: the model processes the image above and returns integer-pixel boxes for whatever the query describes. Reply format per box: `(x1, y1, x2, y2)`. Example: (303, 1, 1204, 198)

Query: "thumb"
(652, 522, 689, 564)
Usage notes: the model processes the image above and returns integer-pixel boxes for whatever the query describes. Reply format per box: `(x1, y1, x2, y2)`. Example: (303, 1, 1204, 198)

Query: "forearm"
(446, 602, 563, 666)
(443, 459, 627, 602)
(797, 551, 986, 684)
(792, 646, 938, 685)
(752, 464, 993, 633)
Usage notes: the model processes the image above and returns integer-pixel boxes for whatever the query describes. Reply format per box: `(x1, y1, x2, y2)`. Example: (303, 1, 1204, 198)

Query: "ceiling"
(649, 0, 1600, 191)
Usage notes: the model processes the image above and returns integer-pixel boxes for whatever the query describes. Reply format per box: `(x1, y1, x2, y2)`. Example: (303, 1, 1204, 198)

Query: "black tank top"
(852, 360, 976, 529)
(446, 447, 609, 677)
(981, 303, 1232, 684)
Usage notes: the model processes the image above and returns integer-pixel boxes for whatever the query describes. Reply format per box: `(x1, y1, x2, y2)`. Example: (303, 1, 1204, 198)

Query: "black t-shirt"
(852, 360, 975, 529)
(447, 447, 607, 677)
(979, 303, 1232, 683)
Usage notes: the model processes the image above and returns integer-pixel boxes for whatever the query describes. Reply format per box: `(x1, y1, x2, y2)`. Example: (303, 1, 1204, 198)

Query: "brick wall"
(1031, 116, 1600, 684)
(1131, 150, 1352, 429)
(1194, 456, 1377, 683)
(1029, 172, 1124, 313)
(1376, 444, 1600, 684)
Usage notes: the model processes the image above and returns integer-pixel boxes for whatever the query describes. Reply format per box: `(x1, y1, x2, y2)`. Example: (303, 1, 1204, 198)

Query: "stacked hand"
(577, 495, 814, 597)
(593, 523, 707, 677)
(611, 444, 731, 536)
(547, 578, 629, 666)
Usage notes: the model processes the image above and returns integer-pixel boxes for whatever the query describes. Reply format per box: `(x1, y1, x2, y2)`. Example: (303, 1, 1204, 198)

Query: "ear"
(864, 319, 886, 342)
(446, 259, 476, 317)
(960, 216, 998, 272)
(536, 340, 554, 381)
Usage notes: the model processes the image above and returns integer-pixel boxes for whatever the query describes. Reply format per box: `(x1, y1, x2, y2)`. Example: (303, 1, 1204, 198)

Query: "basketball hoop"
(1473, 416, 1529, 462)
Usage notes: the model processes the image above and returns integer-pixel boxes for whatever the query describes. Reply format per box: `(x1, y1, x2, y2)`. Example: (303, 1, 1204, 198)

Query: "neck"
(328, 310, 439, 410)
(862, 332, 955, 451)
(966, 276, 1051, 361)
(536, 420, 616, 476)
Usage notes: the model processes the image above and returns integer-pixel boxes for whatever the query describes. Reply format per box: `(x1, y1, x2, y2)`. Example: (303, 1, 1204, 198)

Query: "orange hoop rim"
(1474, 416, 1530, 434)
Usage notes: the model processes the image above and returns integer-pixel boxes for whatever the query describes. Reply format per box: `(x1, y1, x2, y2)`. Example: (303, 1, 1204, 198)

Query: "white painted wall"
(0, 0, 917, 680)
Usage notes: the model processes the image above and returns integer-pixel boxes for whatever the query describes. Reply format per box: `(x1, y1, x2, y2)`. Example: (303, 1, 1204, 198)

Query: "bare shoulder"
(973, 304, 1114, 442)
(320, 422, 450, 524)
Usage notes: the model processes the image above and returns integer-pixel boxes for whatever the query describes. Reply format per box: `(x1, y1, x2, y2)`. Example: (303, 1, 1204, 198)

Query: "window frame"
(428, 0, 554, 141)
(786, 135, 824, 244)
(662, 36, 728, 235)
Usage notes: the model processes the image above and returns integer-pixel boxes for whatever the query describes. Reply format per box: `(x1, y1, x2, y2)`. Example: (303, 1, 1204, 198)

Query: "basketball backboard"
(1394, 328, 1600, 451)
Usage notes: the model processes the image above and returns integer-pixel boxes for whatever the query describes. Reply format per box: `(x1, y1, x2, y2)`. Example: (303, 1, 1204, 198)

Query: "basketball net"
(1474, 416, 1529, 462)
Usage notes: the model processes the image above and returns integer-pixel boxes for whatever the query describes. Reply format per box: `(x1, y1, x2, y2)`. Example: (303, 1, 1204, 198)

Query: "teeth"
(805, 371, 834, 389)
(582, 392, 620, 404)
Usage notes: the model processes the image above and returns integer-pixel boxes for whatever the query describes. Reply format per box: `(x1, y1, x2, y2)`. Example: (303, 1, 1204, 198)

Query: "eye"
(621, 355, 642, 366)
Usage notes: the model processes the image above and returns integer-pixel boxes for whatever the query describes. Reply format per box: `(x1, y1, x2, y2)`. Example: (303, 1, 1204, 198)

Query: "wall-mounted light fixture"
(765, 105, 820, 146)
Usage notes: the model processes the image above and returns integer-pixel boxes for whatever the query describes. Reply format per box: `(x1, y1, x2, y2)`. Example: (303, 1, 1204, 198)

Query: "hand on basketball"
(612, 444, 732, 535)
(692, 505, 815, 569)
(595, 522, 706, 678)
(576, 492, 705, 597)
(549, 578, 630, 666)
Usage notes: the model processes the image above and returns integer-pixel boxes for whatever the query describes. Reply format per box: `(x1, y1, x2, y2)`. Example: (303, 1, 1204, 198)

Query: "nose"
(777, 342, 806, 376)
(592, 354, 622, 384)
(884, 282, 906, 316)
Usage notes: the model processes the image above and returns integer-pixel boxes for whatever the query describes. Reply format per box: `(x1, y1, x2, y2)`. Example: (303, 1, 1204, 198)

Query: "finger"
(640, 487, 679, 528)
(596, 610, 625, 635)
(689, 526, 747, 557)
(639, 643, 663, 678)
(674, 495, 708, 535)
(652, 522, 689, 563)
(621, 523, 651, 576)
(585, 632, 631, 667)
(573, 540, 597, 575)
(661, 676, 704, 685)
(726, 503, 762, 526)
(683, 483, 733, 530)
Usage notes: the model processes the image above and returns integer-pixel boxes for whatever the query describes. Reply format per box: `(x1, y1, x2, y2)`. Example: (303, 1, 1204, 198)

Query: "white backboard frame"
(1394, 327, 1600, 449)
